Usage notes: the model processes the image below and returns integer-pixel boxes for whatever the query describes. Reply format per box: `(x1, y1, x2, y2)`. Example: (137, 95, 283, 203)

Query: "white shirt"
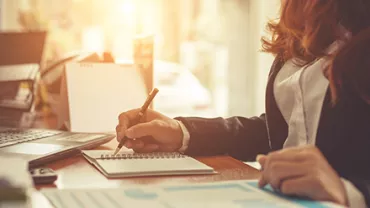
(273, 48, 366, 208)
(274, 58, 329, 148)
(177, 41, 366, 207)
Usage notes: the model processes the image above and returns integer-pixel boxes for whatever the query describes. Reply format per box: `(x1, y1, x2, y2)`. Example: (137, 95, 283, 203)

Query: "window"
(1, 0, 279, 118)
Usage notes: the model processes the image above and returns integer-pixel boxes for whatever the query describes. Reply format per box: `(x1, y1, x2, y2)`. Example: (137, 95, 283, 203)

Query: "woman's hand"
(116, 109, 183, 153)
(257, 146, 348, 206)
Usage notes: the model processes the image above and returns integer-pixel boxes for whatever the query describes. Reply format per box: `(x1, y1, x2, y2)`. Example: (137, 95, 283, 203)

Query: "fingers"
(257, 146, 315, 189)
(279, 175, 313, 197)
(125, 120, 163, 139)
(117, 116, 167, 153)
(133, 143, 160, 153)
(124, 139, 143, 149)
(261, 148, 309, 173)
(257, 155, 267, 187)
(257, 147, 346, 204)
(266, 174, 331, 202)
(116, 109, 141, 142)
(116, 124, 126, 142)
(118, 109, 141, 123)
(123, 138, 159, 152)
(116, 108, 158, 142)
(256, 154, 267, 167)
(259, 161, 307, 190)
(124, 139, 133, 148)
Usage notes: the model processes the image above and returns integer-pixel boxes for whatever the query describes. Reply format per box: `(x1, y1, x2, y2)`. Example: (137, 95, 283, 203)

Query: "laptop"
(0, 32, 114, 167)
(0, 126, 114, 168)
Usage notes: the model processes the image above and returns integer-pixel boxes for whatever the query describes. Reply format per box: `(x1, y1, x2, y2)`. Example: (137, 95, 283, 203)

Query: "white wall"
(226, 0, 279, 117)
(1, 0, 22, 30)
(255, 0, 280, 115)
(244, 0, 279, 116)
(0, 0, 2, 29)
(0, 0, 4, 29)
(226, 0, 253, 117)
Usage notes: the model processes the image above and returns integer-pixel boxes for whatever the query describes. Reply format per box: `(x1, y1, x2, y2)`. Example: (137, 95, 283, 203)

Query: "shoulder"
(268, 55, 286, 78)
(330, 28, 370, 104)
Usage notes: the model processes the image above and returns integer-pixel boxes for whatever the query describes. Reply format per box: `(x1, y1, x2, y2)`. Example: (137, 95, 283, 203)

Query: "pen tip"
(113, 148, 120, 156)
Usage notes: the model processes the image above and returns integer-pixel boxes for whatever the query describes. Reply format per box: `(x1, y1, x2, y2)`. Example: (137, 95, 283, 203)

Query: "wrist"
(173, 120, 184, 150)
(175, 120, 190, 152)
(341, 178, 367, 208)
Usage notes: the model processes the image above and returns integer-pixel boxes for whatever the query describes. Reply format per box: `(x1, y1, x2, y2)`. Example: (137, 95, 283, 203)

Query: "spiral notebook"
(81, 150, 216, 178)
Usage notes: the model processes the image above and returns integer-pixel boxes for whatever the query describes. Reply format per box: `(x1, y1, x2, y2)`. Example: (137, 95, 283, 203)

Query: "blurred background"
(0, 0, 279, 119)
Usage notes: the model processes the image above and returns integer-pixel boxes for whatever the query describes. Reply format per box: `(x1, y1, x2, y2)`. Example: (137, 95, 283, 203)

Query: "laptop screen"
(0, 31, 47, 66)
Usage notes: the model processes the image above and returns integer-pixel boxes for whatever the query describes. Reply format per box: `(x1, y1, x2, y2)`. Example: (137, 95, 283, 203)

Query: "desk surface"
(28, 114, 262, 207)
(37, 139, 260, 190)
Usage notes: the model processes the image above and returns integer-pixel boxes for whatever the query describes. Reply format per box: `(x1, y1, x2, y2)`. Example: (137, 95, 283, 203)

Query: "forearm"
(175, 115, 271, 161)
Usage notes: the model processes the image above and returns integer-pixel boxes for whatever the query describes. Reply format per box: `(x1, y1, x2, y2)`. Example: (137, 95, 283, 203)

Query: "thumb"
(125, 120, 161, 139)
(257, 154, 267, 167)
(257, 154, 268, 188)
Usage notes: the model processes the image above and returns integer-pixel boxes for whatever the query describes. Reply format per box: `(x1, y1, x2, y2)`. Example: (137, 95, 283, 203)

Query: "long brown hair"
(262, 0, 370, 103)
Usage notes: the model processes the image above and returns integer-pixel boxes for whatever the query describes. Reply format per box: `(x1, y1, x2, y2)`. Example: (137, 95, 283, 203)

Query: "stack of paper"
(0, 64, 39, 128)
(0, 157, 33, 207)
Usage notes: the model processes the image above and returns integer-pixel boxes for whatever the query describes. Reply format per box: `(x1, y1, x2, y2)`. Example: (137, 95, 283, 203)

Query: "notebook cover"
(82, 151, 111, 178)
(82, 150, 216, 178)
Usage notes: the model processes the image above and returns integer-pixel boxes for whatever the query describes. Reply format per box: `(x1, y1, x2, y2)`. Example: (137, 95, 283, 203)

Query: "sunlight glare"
(119, 1, 135, 15)
(82, 27, 105, 53)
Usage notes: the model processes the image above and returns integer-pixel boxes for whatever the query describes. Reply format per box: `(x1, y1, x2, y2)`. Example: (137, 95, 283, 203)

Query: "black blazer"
(176, 56, 370, 206)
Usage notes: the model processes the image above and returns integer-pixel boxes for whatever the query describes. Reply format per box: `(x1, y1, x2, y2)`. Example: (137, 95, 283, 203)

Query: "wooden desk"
(36, 139, 260, 190)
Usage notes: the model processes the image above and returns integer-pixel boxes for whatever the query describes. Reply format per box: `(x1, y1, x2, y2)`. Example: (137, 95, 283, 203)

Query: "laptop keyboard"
(0, 129, 61, 148)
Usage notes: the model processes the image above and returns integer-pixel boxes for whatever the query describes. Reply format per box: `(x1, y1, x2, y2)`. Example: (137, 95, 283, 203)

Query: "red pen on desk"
(113, 88, 159, 155)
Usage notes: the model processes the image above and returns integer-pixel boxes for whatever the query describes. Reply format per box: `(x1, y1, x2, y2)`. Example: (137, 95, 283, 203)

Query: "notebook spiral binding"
(99, 152, 186, 159)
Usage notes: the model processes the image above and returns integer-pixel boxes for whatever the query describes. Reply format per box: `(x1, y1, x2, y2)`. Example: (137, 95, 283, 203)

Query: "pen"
(113, 88, 159, 155)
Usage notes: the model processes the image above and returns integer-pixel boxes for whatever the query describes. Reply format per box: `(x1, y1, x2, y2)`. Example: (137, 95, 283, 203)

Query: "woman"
(116, 0, 370, 207)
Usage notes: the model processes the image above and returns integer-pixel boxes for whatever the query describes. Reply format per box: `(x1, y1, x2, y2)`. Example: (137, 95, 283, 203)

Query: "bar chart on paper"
(41, 180, 341, 208)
